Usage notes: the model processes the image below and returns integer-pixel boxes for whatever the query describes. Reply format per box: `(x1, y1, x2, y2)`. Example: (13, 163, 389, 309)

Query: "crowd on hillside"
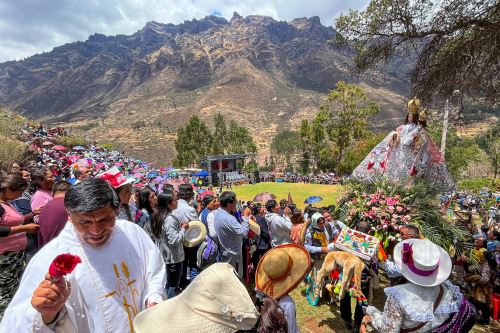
(1, 121, 500, 332)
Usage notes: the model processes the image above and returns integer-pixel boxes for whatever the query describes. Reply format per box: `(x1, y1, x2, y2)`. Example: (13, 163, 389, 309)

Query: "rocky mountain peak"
(0, 15, 409, 163)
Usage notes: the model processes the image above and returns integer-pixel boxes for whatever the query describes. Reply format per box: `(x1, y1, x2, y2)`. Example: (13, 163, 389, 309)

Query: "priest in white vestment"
(0, 178, 166, 333)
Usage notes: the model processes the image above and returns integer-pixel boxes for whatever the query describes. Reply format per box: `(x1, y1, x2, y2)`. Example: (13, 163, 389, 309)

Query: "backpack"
(197, 236, 220, 270)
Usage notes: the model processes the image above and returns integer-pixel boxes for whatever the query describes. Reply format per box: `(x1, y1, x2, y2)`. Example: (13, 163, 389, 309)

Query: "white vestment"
(0, 220, 166, 333)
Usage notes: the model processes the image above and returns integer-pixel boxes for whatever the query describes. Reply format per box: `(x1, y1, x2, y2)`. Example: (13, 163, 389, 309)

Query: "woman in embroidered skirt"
(361, 239, 475, 333)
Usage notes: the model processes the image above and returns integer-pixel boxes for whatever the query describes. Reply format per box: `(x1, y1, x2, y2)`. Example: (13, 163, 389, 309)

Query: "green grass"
(232, 182, 345, 209)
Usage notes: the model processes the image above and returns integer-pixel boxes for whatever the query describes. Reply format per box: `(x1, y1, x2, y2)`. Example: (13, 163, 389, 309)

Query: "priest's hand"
(31, 275, 71, 325)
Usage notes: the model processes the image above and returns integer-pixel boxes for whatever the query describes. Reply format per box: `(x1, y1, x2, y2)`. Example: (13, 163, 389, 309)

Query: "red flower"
(367, 162, 375, 170)
(49, 254, 82, 277)
(410, 166, 418, 176)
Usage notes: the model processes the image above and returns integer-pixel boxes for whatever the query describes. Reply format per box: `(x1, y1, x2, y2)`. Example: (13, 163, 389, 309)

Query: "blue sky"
(0, 0, 369, 62)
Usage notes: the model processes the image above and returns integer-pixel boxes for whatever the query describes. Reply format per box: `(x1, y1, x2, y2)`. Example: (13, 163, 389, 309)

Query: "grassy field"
(232, 182, 345, 208)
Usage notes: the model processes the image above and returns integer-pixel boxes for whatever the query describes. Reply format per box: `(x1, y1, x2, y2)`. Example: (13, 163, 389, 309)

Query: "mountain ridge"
(0, 13, 410, 163)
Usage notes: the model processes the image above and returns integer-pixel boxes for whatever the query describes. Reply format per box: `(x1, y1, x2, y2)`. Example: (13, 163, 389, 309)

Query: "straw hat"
(97, 166, 135, 189)
(299, 219, 311, 246)
(249, 219, 261, 235)
(255, 244, 311, 299)
(183, 221, 207, 247)
(393, 239, 452, 287)
(134, 263, 259, 333)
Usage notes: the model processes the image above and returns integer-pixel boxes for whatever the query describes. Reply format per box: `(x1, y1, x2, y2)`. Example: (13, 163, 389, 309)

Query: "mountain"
(0, 13, 411, 163)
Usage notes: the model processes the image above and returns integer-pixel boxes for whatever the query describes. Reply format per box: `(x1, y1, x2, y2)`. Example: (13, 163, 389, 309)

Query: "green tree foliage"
(173, 115, 257, 167)
(321, 82, 379, 172)
(427, 124, 484, 179)
(243, 158, 259, 173)
(212, 112, 228, 155)
(173, 116, 213, 167)
(299, 119, 312, 174)
(335, 0, 499, 102)
(476, 120, 500, 179)
(226, 120, 257, 154)
(341, 132, 386, 175)
(271, 130, 300, 168)
(298, 83, 378, 174)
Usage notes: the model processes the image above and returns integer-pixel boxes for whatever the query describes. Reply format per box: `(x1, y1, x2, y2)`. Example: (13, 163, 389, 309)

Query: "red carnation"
(49, 254, 82, 278)
(367, 162, 375, 170)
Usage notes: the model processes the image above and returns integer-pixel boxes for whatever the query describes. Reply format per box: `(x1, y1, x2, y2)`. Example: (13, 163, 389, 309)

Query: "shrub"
(56, 135, 88, 148)
(458, 177, 500, 192)
(0, 137, 32, 172)
(75, 122, 98, 131)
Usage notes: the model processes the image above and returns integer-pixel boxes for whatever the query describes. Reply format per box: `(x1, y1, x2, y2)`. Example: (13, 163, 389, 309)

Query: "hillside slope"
(0, 14, 410, 163)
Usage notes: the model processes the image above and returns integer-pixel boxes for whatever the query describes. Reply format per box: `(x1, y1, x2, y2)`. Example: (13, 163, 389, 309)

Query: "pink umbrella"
(166, 178, 186, 191)
(199, 190, 215, 199)
(52, 145, 67, 151)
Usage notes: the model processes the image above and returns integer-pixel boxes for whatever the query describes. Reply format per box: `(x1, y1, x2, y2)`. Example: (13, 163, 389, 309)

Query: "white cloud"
(0, 0, 369, 62)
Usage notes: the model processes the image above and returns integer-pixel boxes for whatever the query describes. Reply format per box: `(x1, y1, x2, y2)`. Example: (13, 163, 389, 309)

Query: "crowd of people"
(1, 115, 499, 332)
(259, 172, 343, 185)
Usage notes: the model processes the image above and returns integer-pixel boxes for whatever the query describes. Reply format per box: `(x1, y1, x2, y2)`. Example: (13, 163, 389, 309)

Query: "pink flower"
(387, 206, 395, 213)
(402, 215, 411, 222)
(386, 197, 398, 206)
(379, 200, 386, 205)
(396, 206, 403, 212)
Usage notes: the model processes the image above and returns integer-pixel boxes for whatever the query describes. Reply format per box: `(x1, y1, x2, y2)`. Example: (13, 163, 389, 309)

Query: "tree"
(244, 158, 259, 173)
(173, 116, 213, 167)
(226, 120, 257, 154)
(271, 130, 300, 168)
(335, 0, 500, 102)
(476, 120, 500, 179)
(299, 119, 312, 174)
(427, 123, 484, 179)
(320, 81, 379, 172)
(212, 112, 227, 155)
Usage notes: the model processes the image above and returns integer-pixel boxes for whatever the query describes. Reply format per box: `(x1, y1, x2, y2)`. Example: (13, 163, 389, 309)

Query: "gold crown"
(419, 109, 427, 121)
(407, 97, 421, 114)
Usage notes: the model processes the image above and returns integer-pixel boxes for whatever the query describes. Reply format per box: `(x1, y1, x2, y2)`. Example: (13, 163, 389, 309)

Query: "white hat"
(249, 219, 261, 235)
(97, 166, 135, 189)
(134, 263, 259, 333)
(183, 221, 207, 248)
(393, 239, 452, 287)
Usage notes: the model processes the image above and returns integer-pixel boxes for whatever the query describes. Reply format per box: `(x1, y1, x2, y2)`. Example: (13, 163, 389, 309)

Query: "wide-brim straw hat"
(134, 263, 259, 333)
(255, 244, 311, 299)
(393, 238, 452, 287)
(183, 221, 207, 247)
(249, 220, 261, 235)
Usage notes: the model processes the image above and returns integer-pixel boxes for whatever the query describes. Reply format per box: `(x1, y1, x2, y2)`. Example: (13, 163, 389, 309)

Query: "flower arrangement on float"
(336, 180, 466, 255)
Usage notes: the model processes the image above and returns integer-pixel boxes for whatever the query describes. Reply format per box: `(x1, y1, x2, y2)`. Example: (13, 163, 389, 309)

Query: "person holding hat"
(149, 190, 188, 298)
(172, 184, 200, 286)
(134, 263, 259, 333)
(214, 191, 249, 276)
(361, 239, 475, 333)
(255, 244, 312, 333)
